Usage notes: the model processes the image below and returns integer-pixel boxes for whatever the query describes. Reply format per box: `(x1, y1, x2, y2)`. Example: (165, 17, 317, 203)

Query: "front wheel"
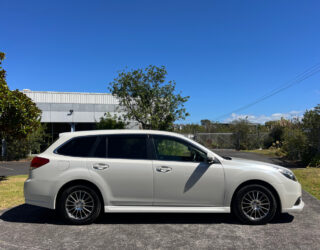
(232, 184, 277, 225)
(57, 185, 102, 225)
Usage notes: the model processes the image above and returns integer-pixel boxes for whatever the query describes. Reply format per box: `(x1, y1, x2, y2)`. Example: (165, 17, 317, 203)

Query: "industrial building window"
(108, 135, 147, 160)
(55, 136, 106, 157)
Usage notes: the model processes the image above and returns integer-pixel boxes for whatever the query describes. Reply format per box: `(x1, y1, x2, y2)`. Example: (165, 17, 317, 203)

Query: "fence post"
(1, 138, 7, 160)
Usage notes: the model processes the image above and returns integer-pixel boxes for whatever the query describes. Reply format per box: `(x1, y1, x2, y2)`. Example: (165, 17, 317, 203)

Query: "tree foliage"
(96, 113, 126, 130)
(231, 118, 251, 150)
(0, 52, 41, 140)
(4, 124, 49, 161)
(281, 127, 308, 161)
(108, 65, 189, 130)
(303, 104, 320, 153)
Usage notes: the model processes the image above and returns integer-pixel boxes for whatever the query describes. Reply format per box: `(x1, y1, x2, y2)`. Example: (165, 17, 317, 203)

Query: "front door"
(152, 135, 225, 206)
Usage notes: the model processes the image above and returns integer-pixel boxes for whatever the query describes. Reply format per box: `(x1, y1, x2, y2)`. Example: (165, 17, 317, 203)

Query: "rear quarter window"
(55, 136, 106, 157)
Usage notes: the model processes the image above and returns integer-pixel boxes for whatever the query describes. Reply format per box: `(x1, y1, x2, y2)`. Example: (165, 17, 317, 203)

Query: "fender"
(223, 168, 283, 207)
(51, 167, 110, 209)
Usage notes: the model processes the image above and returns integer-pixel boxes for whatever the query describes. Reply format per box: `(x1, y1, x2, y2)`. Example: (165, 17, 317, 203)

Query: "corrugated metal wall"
(22, 90, 119, 105)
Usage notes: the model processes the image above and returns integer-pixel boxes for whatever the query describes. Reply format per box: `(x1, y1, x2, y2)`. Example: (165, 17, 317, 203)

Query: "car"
(24, 130, 304, 225)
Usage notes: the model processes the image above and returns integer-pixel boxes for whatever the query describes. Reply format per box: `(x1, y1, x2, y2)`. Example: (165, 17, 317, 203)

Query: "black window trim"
(150, 134, 207, 163)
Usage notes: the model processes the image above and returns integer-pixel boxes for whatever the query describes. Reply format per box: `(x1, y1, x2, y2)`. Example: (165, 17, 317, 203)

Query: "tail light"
(30, 157, 50, 169)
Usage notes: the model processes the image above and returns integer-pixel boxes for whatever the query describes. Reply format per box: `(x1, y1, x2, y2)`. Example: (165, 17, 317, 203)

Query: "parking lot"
(0, 161, 29, 176)
(0, 151, 319, 249)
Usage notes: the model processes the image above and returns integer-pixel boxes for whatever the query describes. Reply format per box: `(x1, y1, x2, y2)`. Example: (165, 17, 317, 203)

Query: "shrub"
(231, 118, 251, 150)
(96, 113, 126, 130)
(281, 128, 308, 161)
(2, 125, 49, 161)
(308, 153, 320, 168)
(264, 125, 284, 148)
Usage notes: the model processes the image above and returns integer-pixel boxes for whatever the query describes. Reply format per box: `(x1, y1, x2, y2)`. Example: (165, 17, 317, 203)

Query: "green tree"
(282, 127, 308, 161)
(96, 113, 126, 130)
(303, 104, 320, 153)
(108, 65, 189, 130)
(231, 118, 251, 150)
(0, 52, 41, 159)
(5, 124, 49, 161)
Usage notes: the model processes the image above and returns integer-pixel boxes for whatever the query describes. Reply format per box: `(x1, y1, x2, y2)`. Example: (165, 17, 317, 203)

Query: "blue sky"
(1, 0, 319, 124)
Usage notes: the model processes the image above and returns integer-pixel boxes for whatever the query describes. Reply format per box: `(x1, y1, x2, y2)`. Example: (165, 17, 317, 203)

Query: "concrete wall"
(36, 102, 123, 123)
(22, 90, 140, 129)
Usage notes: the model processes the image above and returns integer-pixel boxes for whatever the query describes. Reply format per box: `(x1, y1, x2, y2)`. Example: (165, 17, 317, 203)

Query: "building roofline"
(21, 89, 113, 96)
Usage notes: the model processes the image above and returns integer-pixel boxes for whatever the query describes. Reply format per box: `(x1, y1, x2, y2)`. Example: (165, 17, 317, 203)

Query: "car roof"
(60, 129, 185, 138)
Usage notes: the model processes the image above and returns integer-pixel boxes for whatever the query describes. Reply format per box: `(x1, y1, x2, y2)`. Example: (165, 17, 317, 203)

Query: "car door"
(152, 135, 225, 207)
(86, 134, 153, 206)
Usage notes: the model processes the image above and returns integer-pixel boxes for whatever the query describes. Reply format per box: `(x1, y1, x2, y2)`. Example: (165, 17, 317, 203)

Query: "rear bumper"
(24, 178, 54, 209)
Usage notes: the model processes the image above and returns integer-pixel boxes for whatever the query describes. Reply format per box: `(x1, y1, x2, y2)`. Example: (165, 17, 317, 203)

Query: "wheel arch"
(230, 179, 282, 213)
(55, 179, 105, 210)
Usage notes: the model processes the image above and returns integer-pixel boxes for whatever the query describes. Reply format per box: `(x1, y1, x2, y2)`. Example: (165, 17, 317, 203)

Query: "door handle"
(93, 163, 109, 170)
(156, 166, 172, 173)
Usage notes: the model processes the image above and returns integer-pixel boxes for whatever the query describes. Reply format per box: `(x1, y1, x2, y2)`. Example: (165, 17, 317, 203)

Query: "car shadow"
(184, 163, 210, 193)
(0, 204, 294, 225)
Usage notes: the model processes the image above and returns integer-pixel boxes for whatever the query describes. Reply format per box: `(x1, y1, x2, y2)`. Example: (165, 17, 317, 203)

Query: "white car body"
(24, 130, 304, 218)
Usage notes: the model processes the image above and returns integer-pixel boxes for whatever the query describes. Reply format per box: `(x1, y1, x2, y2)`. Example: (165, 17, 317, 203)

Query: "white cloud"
(224, 110, 304, 124)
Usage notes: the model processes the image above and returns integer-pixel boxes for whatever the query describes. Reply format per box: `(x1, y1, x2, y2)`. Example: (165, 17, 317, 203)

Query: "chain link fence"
(183, 132, 269, 149)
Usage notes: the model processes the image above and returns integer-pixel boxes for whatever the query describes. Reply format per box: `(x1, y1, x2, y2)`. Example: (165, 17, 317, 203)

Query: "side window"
(92, 136, 107, 158)
(153, 136, 206, 162)
(108, 135, 147, 160)
(55, 136, 106, 157)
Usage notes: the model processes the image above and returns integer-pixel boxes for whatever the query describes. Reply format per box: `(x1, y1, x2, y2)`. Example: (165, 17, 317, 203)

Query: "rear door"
(86, 134, 154, 206)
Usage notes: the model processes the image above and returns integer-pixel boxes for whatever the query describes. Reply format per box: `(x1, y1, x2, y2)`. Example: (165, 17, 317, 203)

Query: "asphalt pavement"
(0, 161, 29, 176)
(0, 190, 319, 249)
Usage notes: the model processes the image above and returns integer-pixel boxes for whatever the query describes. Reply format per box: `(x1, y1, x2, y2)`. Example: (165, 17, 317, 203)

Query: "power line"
(214, 63, 320, 121)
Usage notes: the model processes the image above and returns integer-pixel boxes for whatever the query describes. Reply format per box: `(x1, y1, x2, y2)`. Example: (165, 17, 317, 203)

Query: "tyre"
(232, 184, 277, 225)
(57, 185, 102, 225)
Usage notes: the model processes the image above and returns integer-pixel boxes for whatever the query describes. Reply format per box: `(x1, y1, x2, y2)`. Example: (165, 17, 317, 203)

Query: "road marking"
(0, 165, 14, 171)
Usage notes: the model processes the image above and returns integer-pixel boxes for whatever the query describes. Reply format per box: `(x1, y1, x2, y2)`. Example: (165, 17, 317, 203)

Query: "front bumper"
(282, 200, 305, 213)
(276, 179, 304, 213)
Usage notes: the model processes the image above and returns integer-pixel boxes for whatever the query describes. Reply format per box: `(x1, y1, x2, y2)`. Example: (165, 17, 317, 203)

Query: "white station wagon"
(24, 130, 304, 225)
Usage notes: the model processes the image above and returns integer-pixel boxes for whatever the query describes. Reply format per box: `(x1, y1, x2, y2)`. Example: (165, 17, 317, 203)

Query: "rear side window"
(108, 135, 147, 159)
(55, 136, 106, 157)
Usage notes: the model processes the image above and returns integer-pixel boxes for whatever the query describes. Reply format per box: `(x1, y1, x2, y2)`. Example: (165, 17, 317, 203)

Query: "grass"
(242, 148, 284, 158)
(293, 168, 320, 200)
(0, 175, 28, 210)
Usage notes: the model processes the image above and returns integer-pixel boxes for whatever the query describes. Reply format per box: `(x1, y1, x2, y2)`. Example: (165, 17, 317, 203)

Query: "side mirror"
(206, 153, 215, 164)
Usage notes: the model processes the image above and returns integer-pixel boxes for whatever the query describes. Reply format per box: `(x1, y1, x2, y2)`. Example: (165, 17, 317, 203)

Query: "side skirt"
(104, 206, 231, 213)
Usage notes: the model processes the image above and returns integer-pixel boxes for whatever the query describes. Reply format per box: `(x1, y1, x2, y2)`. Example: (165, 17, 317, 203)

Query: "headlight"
(273, 166, 297, 181)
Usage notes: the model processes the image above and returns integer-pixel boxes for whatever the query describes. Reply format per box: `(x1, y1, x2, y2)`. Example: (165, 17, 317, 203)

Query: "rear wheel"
(57, 185, 102, 225)
(232, 184, 277, 225)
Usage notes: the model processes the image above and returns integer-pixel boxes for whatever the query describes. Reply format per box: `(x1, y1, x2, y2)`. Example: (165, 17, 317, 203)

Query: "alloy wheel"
(241, 190, 271, 221)
(65, 190, 95, 220)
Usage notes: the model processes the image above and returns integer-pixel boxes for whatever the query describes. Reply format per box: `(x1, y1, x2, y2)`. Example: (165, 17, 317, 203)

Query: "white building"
(22, 90, 139, 140)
